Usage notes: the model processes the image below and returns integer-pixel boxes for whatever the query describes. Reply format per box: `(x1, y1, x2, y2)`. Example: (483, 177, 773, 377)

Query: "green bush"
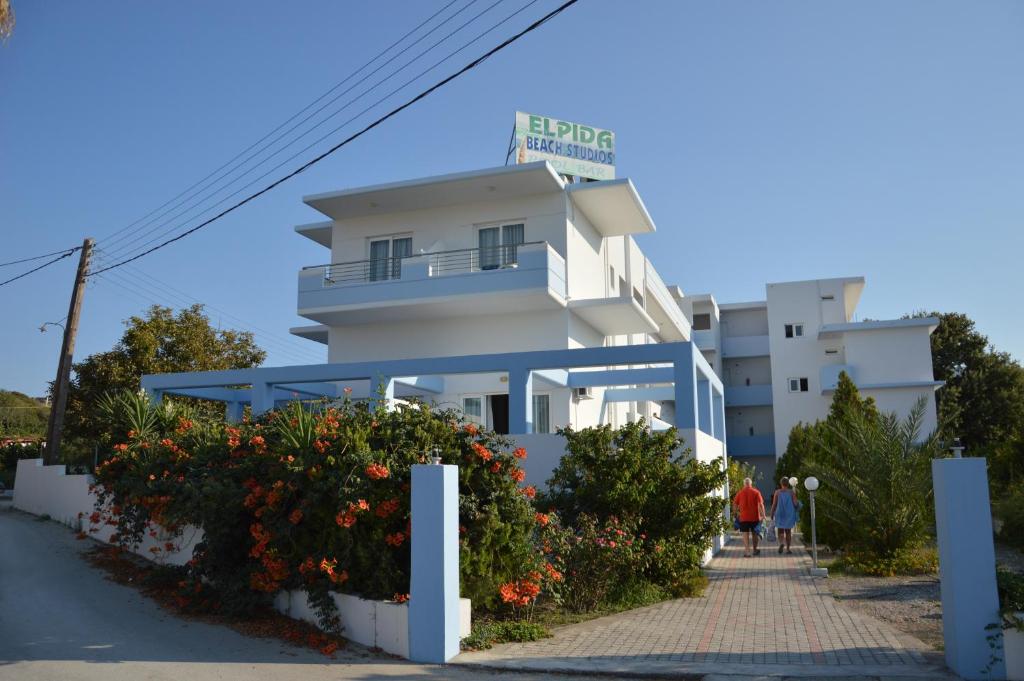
(461, 620, 550, 650)
(997, 568, 1024, 631)
(538, 513, 651, 613)
(831, 547, 938, 577)
(0, 441, 43, 488)
(993, 482, 1024, 550)
(90, 390, 541, 626)
(540, 420, 727, 599)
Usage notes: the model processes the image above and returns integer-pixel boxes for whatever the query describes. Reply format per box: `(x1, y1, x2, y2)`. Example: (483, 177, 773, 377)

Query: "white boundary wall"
(11, 458, 469, 658)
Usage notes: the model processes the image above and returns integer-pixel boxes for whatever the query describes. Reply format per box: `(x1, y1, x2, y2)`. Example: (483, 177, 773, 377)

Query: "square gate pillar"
(409, 464, 459, 663)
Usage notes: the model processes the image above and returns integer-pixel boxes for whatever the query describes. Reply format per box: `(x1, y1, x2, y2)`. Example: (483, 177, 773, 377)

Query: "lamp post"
(950, 437, 965, 459)
(804, 476, 828, 577)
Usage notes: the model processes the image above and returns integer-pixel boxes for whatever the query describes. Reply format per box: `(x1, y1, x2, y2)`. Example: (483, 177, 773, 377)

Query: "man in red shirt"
(732, 477, 766, 557)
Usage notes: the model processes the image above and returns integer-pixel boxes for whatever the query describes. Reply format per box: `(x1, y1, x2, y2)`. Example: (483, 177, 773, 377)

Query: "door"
(489, 394, 509, 434)
(369, 237, 412, 281)
(478, 223, 524, 270)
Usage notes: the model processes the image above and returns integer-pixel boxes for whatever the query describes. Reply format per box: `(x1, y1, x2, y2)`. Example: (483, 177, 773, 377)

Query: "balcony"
(643, 260, 691, 341)
(298, 241, 567, 325)
(820, 364, 855, 392)
(721, 334, 770, 358)
(727, 435, 776, 457)
(692, 329, 716, 352)
(724, 384, 773, 407)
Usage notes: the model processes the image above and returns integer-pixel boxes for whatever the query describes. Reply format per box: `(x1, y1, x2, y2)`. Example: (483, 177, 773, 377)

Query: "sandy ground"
(823, 542, 1024, 652)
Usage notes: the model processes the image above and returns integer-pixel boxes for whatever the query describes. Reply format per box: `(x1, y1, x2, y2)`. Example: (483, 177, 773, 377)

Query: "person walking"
(732, 477, 765, 557)
(771, 477, 799, 554)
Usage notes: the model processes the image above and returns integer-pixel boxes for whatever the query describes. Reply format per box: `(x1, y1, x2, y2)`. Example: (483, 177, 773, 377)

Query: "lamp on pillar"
(803, 476, 828, 577)
(950, 437, 965, 459)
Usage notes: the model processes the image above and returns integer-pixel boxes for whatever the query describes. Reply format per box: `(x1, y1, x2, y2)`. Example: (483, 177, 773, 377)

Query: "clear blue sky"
(2, 0, 1022, 397)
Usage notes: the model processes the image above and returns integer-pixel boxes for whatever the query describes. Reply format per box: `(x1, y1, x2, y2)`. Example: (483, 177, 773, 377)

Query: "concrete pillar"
(932, 458, 1005, 680)
(508, 367, 533, 434)
(673, 343, 698, 429)
(409, 464, 459, 663)
(250, 383, 275, 416)
(225, 402, 245, 423)
(712, 392, 725, 441)
(371, 375, 395, 412)
(697, 379, 712, 435)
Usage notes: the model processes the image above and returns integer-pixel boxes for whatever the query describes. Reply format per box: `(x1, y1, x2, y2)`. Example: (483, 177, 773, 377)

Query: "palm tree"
(810, 398, 941, 558)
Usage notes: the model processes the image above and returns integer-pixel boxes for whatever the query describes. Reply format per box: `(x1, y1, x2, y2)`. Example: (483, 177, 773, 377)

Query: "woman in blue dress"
(771, 477, 799, 554)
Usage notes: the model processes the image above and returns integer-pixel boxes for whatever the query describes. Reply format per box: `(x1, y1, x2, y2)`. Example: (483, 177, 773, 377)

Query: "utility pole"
(43, 238, 93, 465)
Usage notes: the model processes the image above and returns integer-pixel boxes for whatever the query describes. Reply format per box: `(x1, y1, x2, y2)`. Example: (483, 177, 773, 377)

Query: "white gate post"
(408, 463, 459, 663)
(932, 458, 1005, 680)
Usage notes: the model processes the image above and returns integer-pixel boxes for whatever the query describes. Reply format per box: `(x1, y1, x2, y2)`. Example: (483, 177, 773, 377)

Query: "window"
(821, 294, 835, 301)
(478, 223, 524, 270)
(609, 265, 616, 290)
(693, 313, 711, 331)
(532, 394, 550, 434)
(462, 396, 482, 423)
(784, 323, 804, 338)
(825, 349, 839, 355)
(788, 377, 809, 393)
(368, 236, 412, 281)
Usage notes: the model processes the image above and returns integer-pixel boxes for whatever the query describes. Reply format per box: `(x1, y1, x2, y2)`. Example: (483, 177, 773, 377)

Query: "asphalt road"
(0, 503, 586, 681)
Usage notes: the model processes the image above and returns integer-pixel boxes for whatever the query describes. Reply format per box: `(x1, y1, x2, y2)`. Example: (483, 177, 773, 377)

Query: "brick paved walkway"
(456, 536, 954, 678)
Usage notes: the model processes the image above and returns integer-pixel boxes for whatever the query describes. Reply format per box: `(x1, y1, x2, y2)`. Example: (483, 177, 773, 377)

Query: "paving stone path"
(456, 536, 954, 678)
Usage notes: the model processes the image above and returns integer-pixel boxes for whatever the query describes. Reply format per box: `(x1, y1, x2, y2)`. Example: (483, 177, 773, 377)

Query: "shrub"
(993, 482, 1024, 550)
(0, 441, 42, 488)
(540, 421, 727, 599)
(90, 390, 540, 626)
(461, 620, 550, 650)
(831, 547, 938, 577)
(997, 568, 1024, 630)
(726, 458, 759, 499)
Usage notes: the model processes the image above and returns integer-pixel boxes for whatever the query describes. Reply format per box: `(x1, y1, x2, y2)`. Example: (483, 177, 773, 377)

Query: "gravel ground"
(822, 542, 1024, 652)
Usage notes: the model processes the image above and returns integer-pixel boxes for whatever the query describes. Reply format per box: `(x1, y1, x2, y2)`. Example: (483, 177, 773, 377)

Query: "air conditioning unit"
(573, 386, 594, 401)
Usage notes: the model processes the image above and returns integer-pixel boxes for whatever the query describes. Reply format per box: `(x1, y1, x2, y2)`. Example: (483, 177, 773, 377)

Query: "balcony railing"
(306, 242, 543, 287)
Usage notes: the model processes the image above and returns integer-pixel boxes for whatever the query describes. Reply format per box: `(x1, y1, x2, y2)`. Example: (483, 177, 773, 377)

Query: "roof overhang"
(303, 162, 565, 220)
(719, 300, 767, 311)
(818, 317, 939, 339)
(295, 221, 333, 248)
(569, 296, 659, 336)
(566, 178, 656, 237)
(290, 325, 329, 345)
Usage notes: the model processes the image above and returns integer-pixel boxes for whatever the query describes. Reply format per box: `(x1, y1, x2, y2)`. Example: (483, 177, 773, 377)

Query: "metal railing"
(304, 242, 544, 287)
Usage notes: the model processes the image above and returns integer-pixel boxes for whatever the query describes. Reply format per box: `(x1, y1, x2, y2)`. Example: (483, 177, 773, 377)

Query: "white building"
(679, 278, 941, 493)
(290, 161, 692, 440)
(143, 161, 939, 492)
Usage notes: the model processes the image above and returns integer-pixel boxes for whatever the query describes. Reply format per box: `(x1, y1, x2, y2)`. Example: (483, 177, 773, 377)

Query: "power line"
(0, 246, 81, 268)
(91, 264, 324, 365)
(90, 0, 573, 274)
(94, 0, 477, 253)
(0, 248, 81, 288)
(97, 0, 510, 262)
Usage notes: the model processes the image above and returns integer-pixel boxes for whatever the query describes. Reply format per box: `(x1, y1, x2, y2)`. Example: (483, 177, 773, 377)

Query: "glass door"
(478, 227, 500, 270)
(369, 239, 390, 281)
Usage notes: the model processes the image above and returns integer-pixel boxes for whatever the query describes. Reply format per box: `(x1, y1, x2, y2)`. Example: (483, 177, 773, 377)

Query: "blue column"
(697, 379, 712, 435)
(672, 343, 698, 429)
(932, 458, 1004, 680)
(225, 402, 245, 423)
(508, 367, 533, 434)
(250, 383, 275, 416)
(409, 464, 460, 663)
(712, 392, 725, 441)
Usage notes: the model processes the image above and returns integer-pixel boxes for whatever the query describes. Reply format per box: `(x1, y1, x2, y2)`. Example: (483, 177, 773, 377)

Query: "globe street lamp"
(804, 476, 828, 577)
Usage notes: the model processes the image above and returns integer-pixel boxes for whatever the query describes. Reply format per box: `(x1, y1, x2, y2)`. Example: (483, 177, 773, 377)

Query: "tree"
(777, 372, 879, 548)
(61, 305, 265, 452)
(907, 311, 1024, 450)
(0, 390, 49, 439)
(0, 0, 13, 42)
